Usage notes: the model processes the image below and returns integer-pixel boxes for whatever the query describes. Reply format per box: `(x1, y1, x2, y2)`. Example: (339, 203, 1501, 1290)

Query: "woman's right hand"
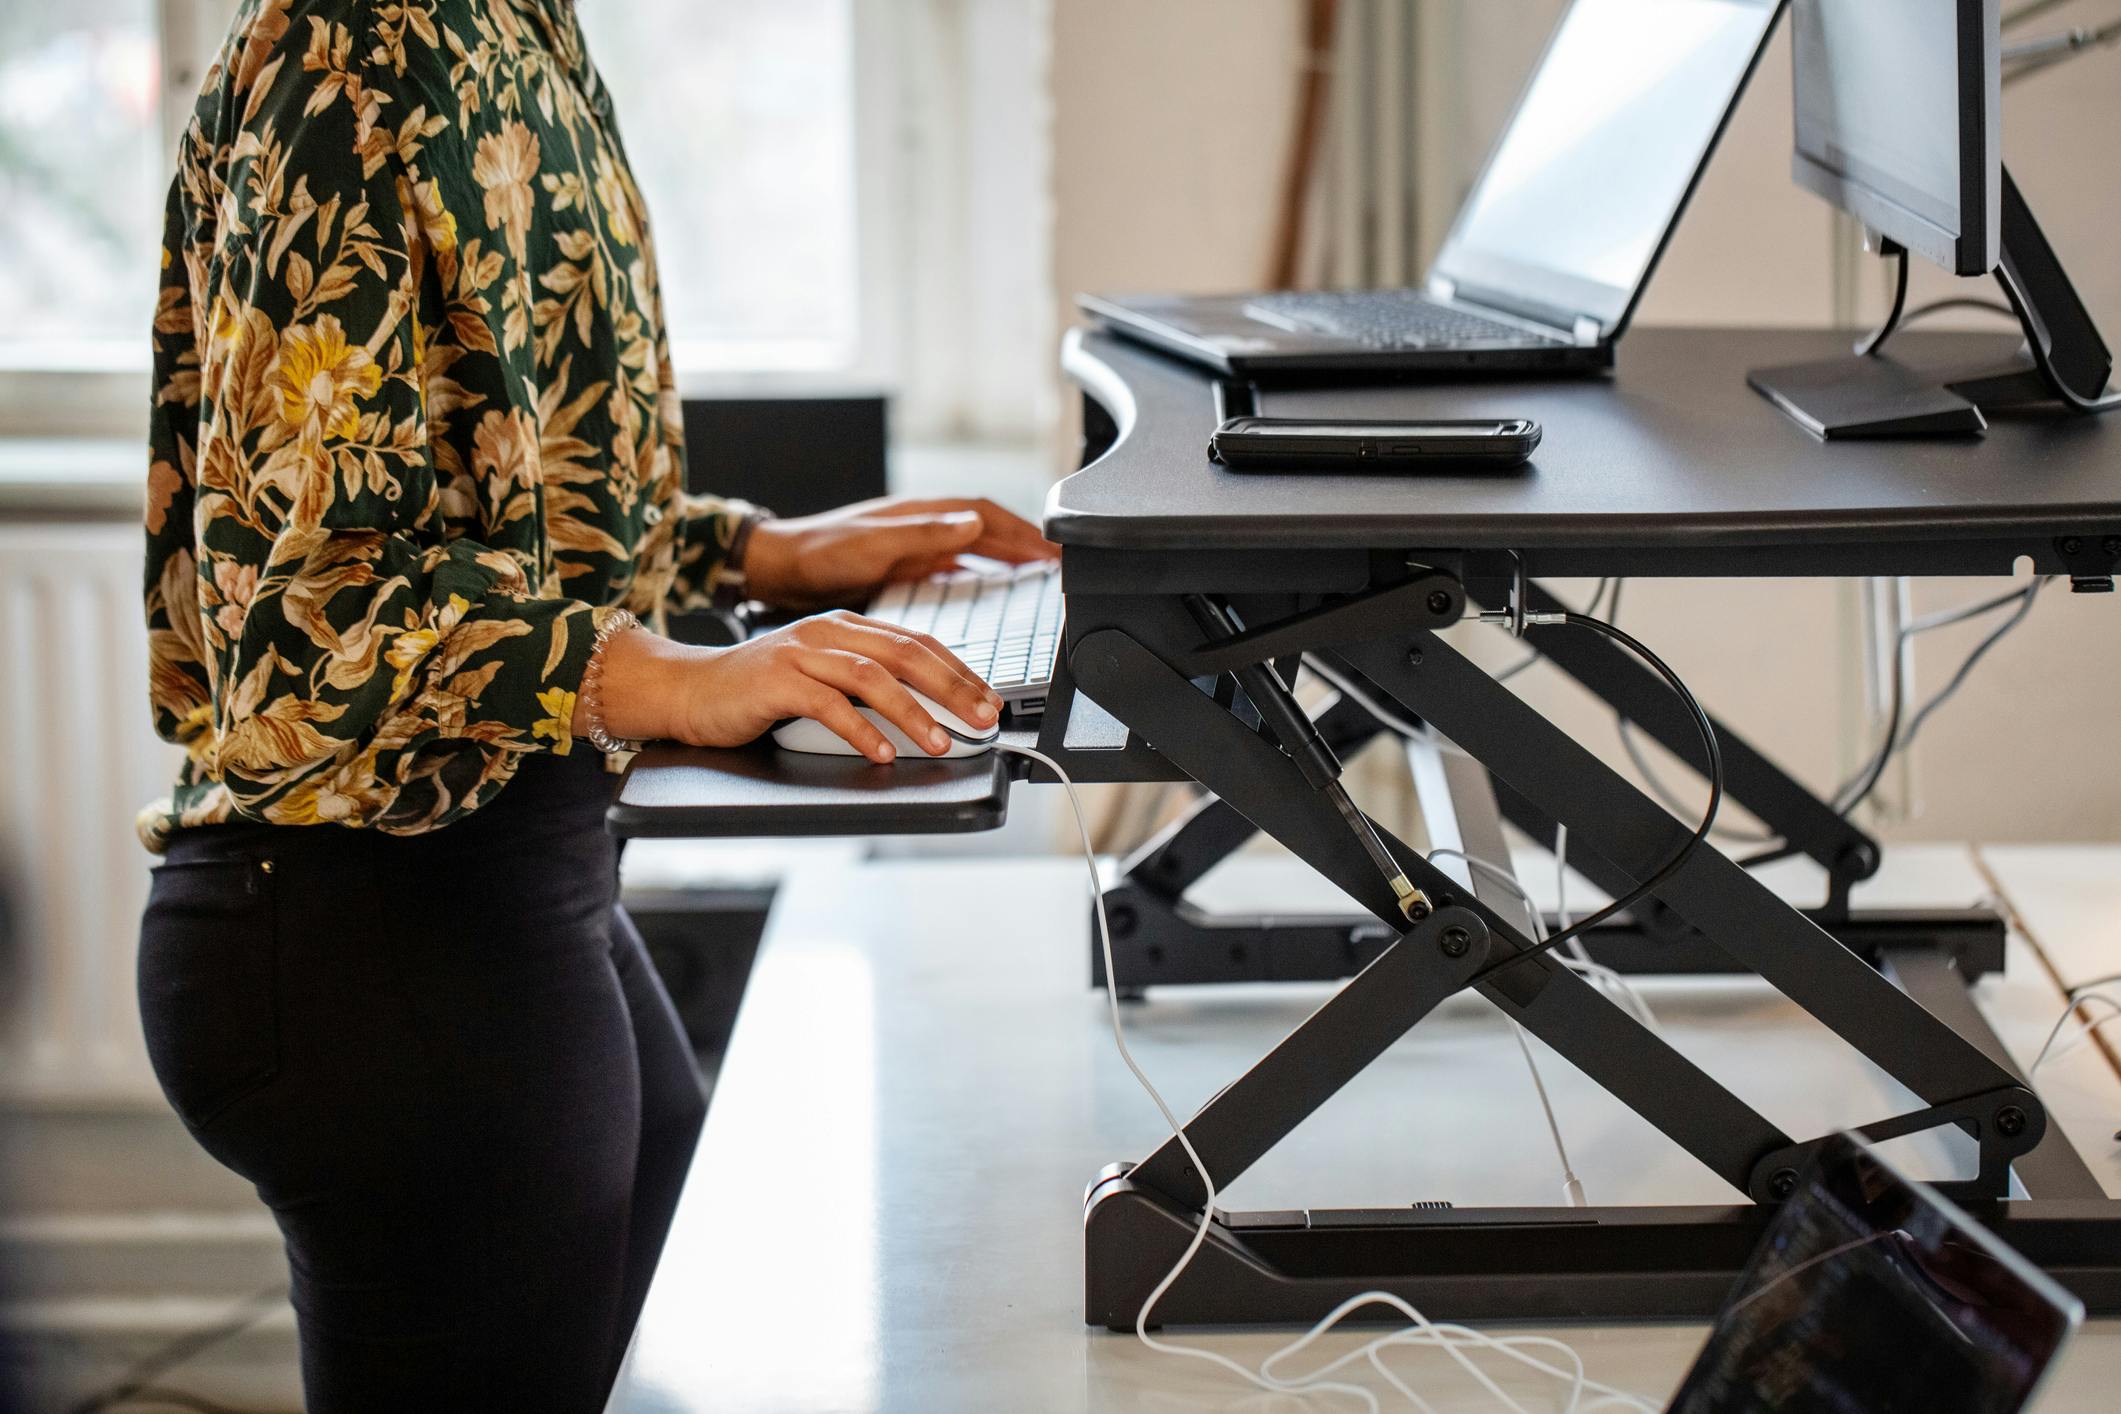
(583, 611, 1003, 764)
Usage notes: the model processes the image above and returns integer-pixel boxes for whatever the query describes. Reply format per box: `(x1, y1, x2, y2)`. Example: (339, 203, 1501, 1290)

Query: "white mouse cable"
(996, 740, 1661, 1413)
(2030, 986, 2121, 1073)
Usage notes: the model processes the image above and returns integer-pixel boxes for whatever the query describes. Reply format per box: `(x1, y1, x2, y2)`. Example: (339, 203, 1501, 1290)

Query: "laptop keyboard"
(865, 560, 1063, 698)
(1244, 290, 1562, 349)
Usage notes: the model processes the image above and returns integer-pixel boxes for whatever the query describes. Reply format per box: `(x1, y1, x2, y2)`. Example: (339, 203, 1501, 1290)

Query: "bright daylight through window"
(0, 3, 163, 369)
(574, 0, 860, 373)
(0, 0, 860, 378)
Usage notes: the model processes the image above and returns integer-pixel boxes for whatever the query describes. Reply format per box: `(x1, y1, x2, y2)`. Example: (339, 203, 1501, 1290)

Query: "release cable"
(1469, 608, 1723, 983)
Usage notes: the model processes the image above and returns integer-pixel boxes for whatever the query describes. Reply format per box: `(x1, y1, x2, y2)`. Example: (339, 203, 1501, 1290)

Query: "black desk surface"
(1048, 326, 2121, 562)
(613, 325, 2121, 839)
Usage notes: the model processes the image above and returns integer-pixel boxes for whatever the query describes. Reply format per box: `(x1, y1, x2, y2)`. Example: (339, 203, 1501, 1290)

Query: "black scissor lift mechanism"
(1027, 560, 2121, 1328)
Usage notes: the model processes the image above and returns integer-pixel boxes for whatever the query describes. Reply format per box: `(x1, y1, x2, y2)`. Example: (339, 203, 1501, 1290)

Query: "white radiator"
(0, 521, 176, 1105)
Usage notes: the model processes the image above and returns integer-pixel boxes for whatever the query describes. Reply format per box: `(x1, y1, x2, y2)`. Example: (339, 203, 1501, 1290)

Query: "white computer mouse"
(770, 687, 1000, 759)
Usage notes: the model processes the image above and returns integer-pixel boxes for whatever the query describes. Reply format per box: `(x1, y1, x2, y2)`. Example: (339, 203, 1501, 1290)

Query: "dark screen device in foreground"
(1668, 1130, 2081, 1414)
(1208, 417, 1541, 472)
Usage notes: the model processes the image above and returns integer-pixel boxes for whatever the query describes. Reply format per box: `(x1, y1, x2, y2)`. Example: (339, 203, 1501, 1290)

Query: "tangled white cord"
(2030, 985, 2121, 1073)
(997, 741, 1661, 1413)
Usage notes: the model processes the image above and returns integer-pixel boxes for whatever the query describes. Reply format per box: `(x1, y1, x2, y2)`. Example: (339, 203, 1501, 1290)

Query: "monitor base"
(1746, 354, 1987, 440)
(1751, 166, 2113, 440)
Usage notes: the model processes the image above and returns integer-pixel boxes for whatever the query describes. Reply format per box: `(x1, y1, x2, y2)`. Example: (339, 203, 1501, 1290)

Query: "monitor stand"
(1749, 166, 2113, 439)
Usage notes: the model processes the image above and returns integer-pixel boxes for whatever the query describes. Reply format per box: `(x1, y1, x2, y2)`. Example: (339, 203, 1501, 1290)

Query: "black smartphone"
(1209, 416, 1541, 472)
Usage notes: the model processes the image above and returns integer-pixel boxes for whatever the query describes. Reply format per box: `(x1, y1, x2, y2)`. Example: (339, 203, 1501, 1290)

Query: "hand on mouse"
(742, 496, 1058, 611)
(578, 611, 1003, 763)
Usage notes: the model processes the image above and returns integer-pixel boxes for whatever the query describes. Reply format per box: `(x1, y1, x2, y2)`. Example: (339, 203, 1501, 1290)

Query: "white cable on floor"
(997, 740, 1661, 1414)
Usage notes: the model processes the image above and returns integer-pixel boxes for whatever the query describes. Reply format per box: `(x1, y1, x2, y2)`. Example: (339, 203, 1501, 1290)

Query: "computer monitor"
(1752, 0, 2112, 435)
(1789, 0, 1999, 277)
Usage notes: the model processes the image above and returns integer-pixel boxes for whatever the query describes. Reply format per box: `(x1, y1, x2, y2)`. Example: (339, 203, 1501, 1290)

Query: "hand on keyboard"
(587, 610, 1004, 765)
(743, 496, 1057, 611)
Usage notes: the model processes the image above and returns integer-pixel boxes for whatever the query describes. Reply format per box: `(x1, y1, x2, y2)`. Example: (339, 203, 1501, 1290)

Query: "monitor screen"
(1668, 1134, 2081, 1414)
(1433, 0, 1780, 332)
(1789, 0, 1999, 274)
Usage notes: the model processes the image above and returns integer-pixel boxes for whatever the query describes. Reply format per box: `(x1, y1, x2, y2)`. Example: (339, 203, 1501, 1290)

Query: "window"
(574, 0, 863, 375)
(0, 2, 165, 371)
(0, 1, 1049, 444)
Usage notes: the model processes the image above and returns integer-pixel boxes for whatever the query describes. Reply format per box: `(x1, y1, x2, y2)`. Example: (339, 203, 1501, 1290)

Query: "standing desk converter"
(611, 324, 2121, 1328)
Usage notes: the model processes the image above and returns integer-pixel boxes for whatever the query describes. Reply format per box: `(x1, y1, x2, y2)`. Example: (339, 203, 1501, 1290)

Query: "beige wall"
(1049, 0, 1305, 459)
(1048, 1, 2121, 844)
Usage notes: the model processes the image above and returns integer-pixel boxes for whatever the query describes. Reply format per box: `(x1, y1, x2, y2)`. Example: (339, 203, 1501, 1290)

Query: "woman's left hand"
(741, 496, 1059, 610)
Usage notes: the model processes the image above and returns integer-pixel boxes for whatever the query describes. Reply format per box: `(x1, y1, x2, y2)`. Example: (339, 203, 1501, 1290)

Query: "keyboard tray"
(607, 738, 1023, 839)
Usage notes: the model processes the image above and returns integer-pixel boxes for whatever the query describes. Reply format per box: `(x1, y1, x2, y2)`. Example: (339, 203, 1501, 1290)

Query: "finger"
(963, 499, 1059, 562)
(790, 681, 896, 763)
(860, 510, 985, 561)
(836, 616, 1000, 710)
(825, 619, 1001, 726)
(882, 552, 971, 584)
(802, 649, 955, 755)
(858, 498, 1054, 563)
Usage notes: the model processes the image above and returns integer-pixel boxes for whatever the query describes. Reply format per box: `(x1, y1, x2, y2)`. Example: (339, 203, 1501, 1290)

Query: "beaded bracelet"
(581, 608, 644, 755)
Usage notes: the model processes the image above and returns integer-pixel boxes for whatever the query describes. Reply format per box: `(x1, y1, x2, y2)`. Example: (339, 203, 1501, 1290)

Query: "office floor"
(14, 841, 2117, 1411)
(613, 841, 2121, 1414)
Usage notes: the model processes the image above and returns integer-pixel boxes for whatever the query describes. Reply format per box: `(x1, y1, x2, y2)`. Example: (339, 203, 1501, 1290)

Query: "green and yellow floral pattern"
(143, 0, 751, 850)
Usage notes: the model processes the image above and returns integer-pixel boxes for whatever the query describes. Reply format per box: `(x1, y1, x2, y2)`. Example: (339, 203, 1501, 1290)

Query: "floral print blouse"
(142, 0, 750, 850)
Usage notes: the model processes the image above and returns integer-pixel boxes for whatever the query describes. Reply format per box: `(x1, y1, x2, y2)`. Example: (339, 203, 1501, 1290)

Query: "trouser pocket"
(137, 856, 280, 1131)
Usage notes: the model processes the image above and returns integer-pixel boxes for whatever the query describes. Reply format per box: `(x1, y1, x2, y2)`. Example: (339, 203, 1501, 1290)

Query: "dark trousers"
(137, 753, 706, 1412)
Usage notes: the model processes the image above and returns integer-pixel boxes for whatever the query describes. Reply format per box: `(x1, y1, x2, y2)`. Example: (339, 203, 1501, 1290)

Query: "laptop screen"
(1667, 1133, 2081, 1414)
(1432, 0, 1780, 333)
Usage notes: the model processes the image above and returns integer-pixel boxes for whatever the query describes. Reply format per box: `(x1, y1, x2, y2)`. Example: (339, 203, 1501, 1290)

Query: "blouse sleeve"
(663, 491, 765, 613)
(151, 12, 601, 832)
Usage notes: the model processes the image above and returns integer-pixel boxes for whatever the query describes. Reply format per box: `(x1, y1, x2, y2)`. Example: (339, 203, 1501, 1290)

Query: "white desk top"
(612, 844, 2121, 1413)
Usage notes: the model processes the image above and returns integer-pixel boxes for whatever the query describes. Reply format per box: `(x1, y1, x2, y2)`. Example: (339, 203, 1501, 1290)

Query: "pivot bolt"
(1407, 647, 1425, 666)
(2062, 536, 2084, 556)
(1995, 1105, 2027, 1138)
(1440, 925, 1471, 957)
(1426, 590, 1454, 616)
(2106, 536, 2121, 557)
(1767, 1167, 1800, 1200)
(1405, 899, 1433, 923)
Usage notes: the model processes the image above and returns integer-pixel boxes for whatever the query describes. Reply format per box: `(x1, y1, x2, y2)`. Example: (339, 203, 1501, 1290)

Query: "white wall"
(1046, 1, 2121, 844)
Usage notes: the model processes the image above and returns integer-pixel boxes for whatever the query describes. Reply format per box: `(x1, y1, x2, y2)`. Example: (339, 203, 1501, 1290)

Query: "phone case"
(1209, 417, 1541, 472)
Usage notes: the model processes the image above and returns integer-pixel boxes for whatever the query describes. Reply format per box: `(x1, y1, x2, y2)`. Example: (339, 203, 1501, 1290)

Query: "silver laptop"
(1082, 0, 1784, 377)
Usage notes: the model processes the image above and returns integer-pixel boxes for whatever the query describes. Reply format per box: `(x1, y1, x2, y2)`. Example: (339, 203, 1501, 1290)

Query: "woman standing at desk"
(135, 2, 1051, 1408)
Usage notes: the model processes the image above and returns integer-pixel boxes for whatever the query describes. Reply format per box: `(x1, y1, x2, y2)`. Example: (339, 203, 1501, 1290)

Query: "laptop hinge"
(1573, 316, 1602, 347)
